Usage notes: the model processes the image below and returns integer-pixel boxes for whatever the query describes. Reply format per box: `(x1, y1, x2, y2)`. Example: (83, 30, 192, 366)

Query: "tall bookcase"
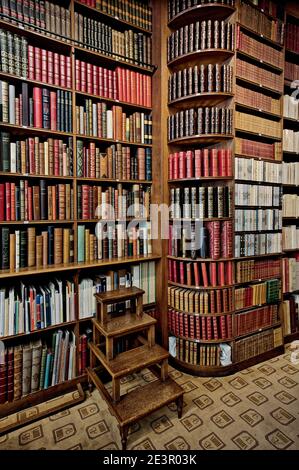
(164, 0, 286, 376)
(281, 2, 299, 342)
(0, 0, 163, 417)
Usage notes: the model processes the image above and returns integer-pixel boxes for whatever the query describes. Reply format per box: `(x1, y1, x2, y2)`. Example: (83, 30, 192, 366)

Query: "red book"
(34, 47, 41, 81)
(41, 49, 47, 83)
(219, 262, 225, 286)
(86, 62, 92, 94)
(0, 184, 4, 221)
(226, 149, 232, 176)
(216, 289, 222, 313)
(28, 138, 35, 173)
(10, 182, 15, 221)
(211, 149, 218, 176)
(116, 68, 122, 101)
(226, 315, 232, 338)
(113, 71, 117, 100)
(75, 59, 81, 91)
(66, 57, 72, 89)
(53, 53, 60, 86)
(81, 61, 87, 93)
(168, 259, 173, 281)
(201, 263, 209, 287)
(220, 316, 227, 339)
(193, 262, 200, 286)
(173, 152, 179, 179)
(103, 69, 108, 98)
(28, 45, 35, 80)
(201, 317, 207, 340)
(203, 149, 209, 177)
(98, 67, 103, 96)
(50, 91, 57, 131)
(169, 153, 173, 179)
(147, 76, 152, 107)
(189, 315, 195, 339)
(173, 260, 177, 283)
(54, 139, 59, 176)
(210, 290, 215, 313)
(28, 186, 33, 221)
(92, 65, 99, 96)
(227, 261, 233, 285)
(60, 55, 66, 88)
(108, 70, 113, 99)
(179, 261, 185, 284)
(194, 150, 201, 178)
(212, 317, 218, 339)
(47, 51, 54, 85)
(179, 152, 186, 178)
(195, 315, 201, 338)
(218, 149, 226, 176)
(186, 262, 192, 286)
(5, 183, 11, 221)
(136, 71, 140, 105)
(125, 69, 130, 103)
(210, 262, 217, 286)
(33, 87, 43, 128)
(186, 150, 194, 178)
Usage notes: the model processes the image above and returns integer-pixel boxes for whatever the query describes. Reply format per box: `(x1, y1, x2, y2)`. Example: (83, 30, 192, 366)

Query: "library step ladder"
(86, 286, 184, 450)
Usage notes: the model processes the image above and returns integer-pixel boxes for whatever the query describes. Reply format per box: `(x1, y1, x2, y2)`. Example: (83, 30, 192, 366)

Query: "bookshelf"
(0, 0, 163, 420)
(281, 5, 299, 342)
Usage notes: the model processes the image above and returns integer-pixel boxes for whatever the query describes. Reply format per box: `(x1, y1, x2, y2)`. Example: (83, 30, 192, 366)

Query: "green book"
(77, 225, 85, 263)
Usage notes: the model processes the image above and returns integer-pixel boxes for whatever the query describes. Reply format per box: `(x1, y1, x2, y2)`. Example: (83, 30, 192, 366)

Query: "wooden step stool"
(87, 286, 184, 450)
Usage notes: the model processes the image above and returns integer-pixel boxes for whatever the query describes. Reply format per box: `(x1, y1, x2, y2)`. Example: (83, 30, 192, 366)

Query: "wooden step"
(92, 312, 156, 338)
(89, 342, 169, 379)
(95, 286, 144, 304)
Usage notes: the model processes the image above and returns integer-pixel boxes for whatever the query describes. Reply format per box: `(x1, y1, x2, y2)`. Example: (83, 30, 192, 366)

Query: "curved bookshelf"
(168, 3, 235, 29)
(168, 281, 234, 290)
(168, 176, 233, 183)
(170, 356, 235, 377)
(170, 333, 234, 344)
(168, 49, 234, 69)
(169, 92, 233, 109)
(169, 307, 234, 317)
(168, 134, 234, 146)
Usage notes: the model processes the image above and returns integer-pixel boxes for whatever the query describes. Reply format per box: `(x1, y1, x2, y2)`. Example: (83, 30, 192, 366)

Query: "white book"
(10, 142, 16, 173)
(107, 110, 113, 139)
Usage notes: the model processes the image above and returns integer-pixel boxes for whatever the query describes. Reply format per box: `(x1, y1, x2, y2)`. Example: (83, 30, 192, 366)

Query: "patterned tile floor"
(0, 345, 298, 450)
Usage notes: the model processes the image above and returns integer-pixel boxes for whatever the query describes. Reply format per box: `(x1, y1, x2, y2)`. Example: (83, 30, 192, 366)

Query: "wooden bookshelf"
(0, 0, 163, 417)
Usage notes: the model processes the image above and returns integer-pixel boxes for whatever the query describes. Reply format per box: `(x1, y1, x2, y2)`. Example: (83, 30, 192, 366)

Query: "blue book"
(43, 353, 53, 389)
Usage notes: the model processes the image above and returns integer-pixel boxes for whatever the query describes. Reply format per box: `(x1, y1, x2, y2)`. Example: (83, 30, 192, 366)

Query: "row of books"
(77, 0, 152, 31)
(168, 107, 233, 141)
(0, 134, 73, 176)
(168, 259, 234, 288)
(0, 331, 76, 404)
(236, 26, 283, 68)
(168, 309, 233, 341)
(236, 111, 281, 138)
(235, 157, 282, 183)
(283, 130, 299, 153)
(0, 279, 75, 338)
(77, 222, 152, 262)
(234, 327, 283, 362)
(236, 84, 281, 115)
(286, 22, 299, 53)
(168, 63, 233, 102)
(168, 149, 232, 180)
(0, 81, 72, 132)
(168, 0, 235, 20)
(235, 258, 281, 284)
(285, 61, 299, 82)
(235, 183, 281, 207)
(0, 226, 74, 270)
(235, 279, 280, 310)
(76, 101, 152, 144)
(0, 29, 28, 78)
(283, 94, 299, 120)
(282, 162, 299, 186)
(283, 194, 299, 218)
(282, 225, 299, 251)
(76, 61, 152, 108)
(236, 58, 283, 93)
(0, 181, 74, 222)
(238, 1, 284, 44)
(235, 208, 282, 232)
(167, 21, 235, 62)
(0, 1, 71, 40)
(169, 221, 233, 260)
(76, 141, 151, 181)
(28, 45, 71, 89)
(174, 338, 224, 367)
(74, 13, 152, 66)
(77, 184, 151, 220)
(282, 257, 299, 294)
(281, 296, 299, 336)
(168, 286, 233, 315)
(78, 261, 156, 318)
(236, 304, 280, 337)
(235, 232, 282, 257)
(169, 185, 232, 219)
(235, 136, 282, 161)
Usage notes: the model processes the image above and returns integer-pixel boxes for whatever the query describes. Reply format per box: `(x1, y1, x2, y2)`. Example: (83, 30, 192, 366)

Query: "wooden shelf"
(235, 304, 281, 315)
(283, 116, 299, 124)
(236, 102, 281, 120)
(0, 172, 74, 180)
(75, 90, 152, 112)
(76, 177, 152, 184)
(168, 92, 233, 109)
(168, 176, 233, 183)
(234, 276, 282, 287)
(237, 22, 283, 49)
(170, 216, 232, 222)
(168, 49, 234, 70)
(282, 216, 299, 220)
(168, 280, 234, 290)
(285, 48, 299, 60)
(76, 134, 152, 147)
(0, 254, 161, 280)
(168, 255, 234, 262)
(0, 321, 77, 342)
(168, 307, 234, 317)
(236, 75, 283, 96)
(236, 178, 281, 186)
(169, 332, 233, 344)
(0, 122, 73, 137)
(235, 153, 282, 163)
(283, 248, 299, 252)
(282, 184, 299, 188)
(237, 50, 283, 74)
(73, 0, 152, 35)
(0, 71, 72, 93)
(168, 134, 233, 146)
(168, 3, 235, 29)
(235, 229, 281, 233)
(283, 289, 299, 295)
(234, 345, 285, 371)
(235, 128, 282, 142)
(234, 253, 283, 260)
(284, 331, 299, 343)
(283, 150, 299, 156)
(170, 356, 235, 377)
(0, 220, 74, 226)
(241, 0, 282, 22)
